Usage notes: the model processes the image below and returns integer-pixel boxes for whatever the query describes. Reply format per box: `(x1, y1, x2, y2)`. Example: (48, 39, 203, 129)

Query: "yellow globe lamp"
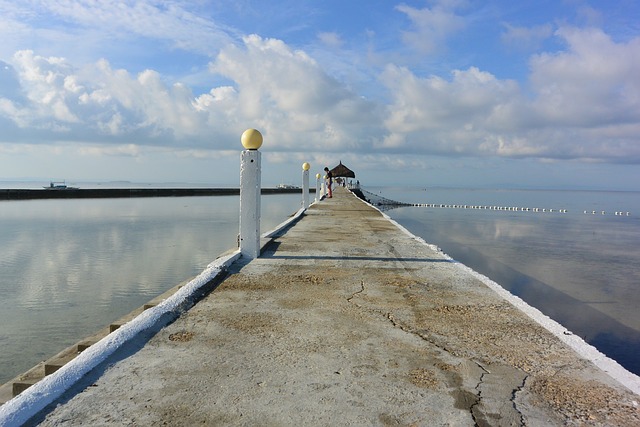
(316, 173, 321, 179)
(302, 162, 311, 171)
(241, 128, 263, 150)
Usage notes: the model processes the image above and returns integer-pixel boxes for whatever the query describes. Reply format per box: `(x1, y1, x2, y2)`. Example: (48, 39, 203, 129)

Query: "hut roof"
(329, 161, 355, 178)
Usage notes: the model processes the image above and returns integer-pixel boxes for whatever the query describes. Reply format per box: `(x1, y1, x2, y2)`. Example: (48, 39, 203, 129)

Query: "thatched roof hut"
(329, 161, 355, 178)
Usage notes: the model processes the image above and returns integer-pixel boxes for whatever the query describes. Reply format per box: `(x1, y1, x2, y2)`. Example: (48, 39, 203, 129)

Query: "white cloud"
(77, 143, 141, 158)
(378, 26, 640, 163)
(1, 35, 383, 154)
(380, 65, 521, 153)
(524, 27, 640, 161)
(530, 27, 640, 127)
(3, 0, 234, 57)
(576, 5, 603, 27)
(317, 32, 343, 48)
(209, 34, 380, 151)
(10, 50, 80, 124)
(1, 51, 211, 144)
(396, 1, 465, 54)
(1, 16, 639, 176)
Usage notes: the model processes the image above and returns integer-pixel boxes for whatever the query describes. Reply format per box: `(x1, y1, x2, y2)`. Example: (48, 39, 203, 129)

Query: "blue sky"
(1, 0, 639, 189)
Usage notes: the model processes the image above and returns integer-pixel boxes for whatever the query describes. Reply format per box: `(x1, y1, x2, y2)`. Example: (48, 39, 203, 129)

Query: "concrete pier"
(5, 187, 640, 425)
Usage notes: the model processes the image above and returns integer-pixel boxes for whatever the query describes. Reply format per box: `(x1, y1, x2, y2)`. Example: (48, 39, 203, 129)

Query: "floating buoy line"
(406, 203, 631, 216)
(409, 203, 570, 212)
(358, 189, 631, 217)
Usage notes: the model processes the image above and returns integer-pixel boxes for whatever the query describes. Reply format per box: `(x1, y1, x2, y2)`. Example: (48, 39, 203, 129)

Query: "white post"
(239, 129, 263, 259)
(302, 162, 310, 208)
(321, 175, 326, 197)
(315, 173, 321, 202)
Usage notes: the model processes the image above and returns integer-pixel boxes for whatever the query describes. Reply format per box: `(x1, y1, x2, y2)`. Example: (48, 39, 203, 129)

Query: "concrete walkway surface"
(20, 187, 640, 425)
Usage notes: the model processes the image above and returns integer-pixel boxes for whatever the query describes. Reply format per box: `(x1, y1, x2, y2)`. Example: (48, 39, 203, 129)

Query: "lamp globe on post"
(239, 128, 263, 259)
(241, 128, 263, 150)
(315, 173, 321, 202)
(302, 162, 310, 208)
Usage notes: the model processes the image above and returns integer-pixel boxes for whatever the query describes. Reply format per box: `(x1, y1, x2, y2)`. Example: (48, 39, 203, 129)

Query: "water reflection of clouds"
(0, 194, 302, 384)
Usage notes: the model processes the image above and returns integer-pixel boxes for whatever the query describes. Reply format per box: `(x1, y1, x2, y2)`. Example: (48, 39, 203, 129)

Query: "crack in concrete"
(346, 282, 533, 427)
(512, 374, 529, 426)
(384, 311, 459, 357)
(346, 280, 365, 303)
(470, 370, 486, 426)
(345, 281, 449, 354)
(346, 290, 484, 425)
(470, 363, 528, 427)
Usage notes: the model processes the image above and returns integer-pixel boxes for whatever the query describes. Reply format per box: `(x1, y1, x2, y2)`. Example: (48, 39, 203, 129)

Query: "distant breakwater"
(0, 187, 313, 201)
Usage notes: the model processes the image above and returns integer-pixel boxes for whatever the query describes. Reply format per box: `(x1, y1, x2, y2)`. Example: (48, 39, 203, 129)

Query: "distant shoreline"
(0, 187, 313, 200)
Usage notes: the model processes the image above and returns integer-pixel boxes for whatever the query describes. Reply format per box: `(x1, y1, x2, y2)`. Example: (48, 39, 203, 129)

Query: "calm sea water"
(0, 193, 303, 384)
(377, 187, 640, 376)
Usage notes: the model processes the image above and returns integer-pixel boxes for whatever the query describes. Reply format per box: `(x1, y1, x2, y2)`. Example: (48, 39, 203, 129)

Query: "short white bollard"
(315, 173, 321, 202)
(302, 162, 310, 208)
(239, 129, 262, 259)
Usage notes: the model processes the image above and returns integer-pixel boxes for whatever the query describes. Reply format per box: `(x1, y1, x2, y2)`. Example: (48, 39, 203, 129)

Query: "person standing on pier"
(324, 167, 333, 198)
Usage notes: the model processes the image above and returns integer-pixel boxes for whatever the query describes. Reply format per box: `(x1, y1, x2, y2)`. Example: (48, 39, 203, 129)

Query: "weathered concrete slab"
(31, 187, 640, 426)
